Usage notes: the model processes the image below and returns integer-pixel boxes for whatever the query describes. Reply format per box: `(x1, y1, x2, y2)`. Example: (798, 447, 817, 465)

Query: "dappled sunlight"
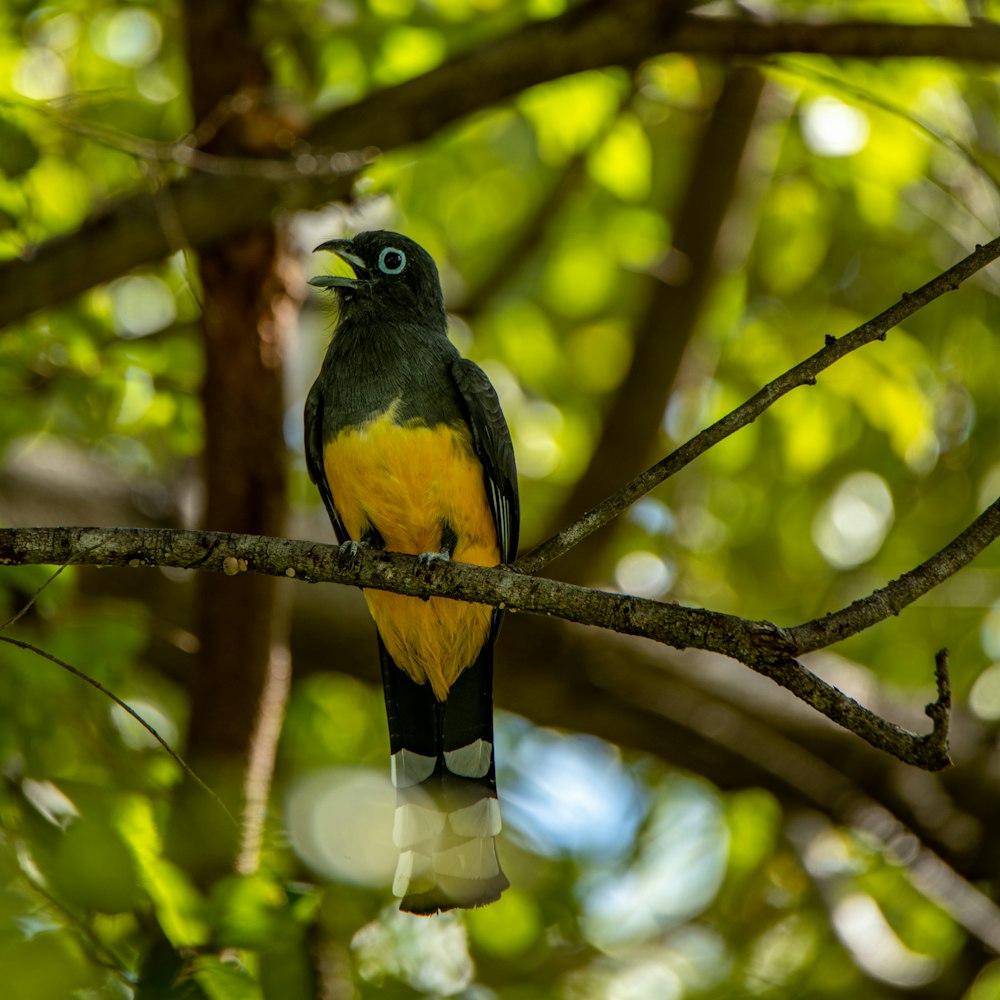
(90, 7, 163, 67)
(969, 661, 1000, 720)
(801, 96, 871, 157)
(352, 906, 473, 994)
(831, 893, 939, 987)
(284, 766, 397, 888)
(500, 724, 646, 860)
(12, 47, 70, 101)
(109, 275, 177, 339)
(745, 914, 821, 994)
(580, 778, 728, 948)
(812, 471, 894, 569)
(614, 549, 675, 598)
(2, 1, 999, 995)
(627, 496, 675, 536)
(978, 599, 1000, 661)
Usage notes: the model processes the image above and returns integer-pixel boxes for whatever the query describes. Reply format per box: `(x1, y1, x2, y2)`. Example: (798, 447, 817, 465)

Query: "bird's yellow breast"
(323, 406, 499, 699)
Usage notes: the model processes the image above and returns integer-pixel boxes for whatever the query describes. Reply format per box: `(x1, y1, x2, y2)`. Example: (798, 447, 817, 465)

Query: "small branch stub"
(923, 648, 953, 769)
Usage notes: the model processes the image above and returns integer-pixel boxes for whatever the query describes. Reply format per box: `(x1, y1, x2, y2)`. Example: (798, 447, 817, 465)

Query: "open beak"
(308, 239, 368, 289)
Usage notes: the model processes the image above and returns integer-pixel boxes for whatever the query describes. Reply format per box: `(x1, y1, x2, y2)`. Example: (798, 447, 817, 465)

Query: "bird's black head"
(308, 230, 446, 329)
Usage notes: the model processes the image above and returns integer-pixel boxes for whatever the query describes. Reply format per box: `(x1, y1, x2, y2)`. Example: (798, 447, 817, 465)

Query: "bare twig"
(788, 499, 1000, 652)
(672, 15, 1000, 63)
(928, 649, 952, 760)
(516, 235, 1000, 574)
(3, 238, 999, 774)
(0, 563, 71, 631)
(765, 58, 1000, 195)
(613, 653, 991, 946)
(12, 861, 135, 985)
(0, 632, 235, 825)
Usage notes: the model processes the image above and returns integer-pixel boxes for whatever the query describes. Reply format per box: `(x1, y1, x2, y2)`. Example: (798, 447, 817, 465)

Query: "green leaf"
(117, 797, 209, 947)
(588, 113, 651, 202)
(465, 889, 542, 957)
(191, 955, 264, 1000)
(0, 116, 39, 179)
(209, 873, 287, 948)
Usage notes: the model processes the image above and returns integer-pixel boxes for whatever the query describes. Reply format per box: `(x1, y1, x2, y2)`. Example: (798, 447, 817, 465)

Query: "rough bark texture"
(171, 0, 299, 886)
(5, 230, 1000, 779)
(0, 515, 979, 771)
(191, 226, 291, 758)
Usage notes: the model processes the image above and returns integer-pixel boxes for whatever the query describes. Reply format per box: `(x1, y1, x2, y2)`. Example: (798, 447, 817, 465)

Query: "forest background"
(2, 0, 1000, 997)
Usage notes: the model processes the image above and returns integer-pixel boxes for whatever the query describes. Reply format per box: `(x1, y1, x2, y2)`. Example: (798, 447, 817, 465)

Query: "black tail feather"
(377, 633, 506, 913)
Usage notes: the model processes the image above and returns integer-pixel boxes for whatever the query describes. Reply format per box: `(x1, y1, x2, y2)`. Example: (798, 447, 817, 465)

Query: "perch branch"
(0, 518, 986, 770)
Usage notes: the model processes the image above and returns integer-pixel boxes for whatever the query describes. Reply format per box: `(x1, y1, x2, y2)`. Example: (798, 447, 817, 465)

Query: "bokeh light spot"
(969, 662, 1000, 720)
(802, 96, 870, 157)
(111, 275, 176, 338)
(285, 767, 396, 887)
(614, 550, 675, 598)
(92, 8, 163, 67)
(813, 471, 894, 569)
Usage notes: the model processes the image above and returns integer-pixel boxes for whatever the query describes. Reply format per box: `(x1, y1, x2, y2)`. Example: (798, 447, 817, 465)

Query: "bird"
(304, 230, 519, 915)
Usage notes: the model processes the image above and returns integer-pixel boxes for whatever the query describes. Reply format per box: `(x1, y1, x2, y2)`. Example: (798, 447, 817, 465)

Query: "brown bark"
(171, 0, 300, 881)
(549, 66, 766, 584)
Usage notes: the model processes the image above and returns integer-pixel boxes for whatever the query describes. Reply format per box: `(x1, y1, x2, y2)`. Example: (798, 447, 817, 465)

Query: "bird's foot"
(417, 550, 450, 566)
(339, 539, 365, 559)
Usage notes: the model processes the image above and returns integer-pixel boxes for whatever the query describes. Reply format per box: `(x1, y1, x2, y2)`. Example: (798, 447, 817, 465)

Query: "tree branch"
(3, 9, 999, 328)
(516, 235, 1000, 574)
(789, 499, 1000, 652)
(674, 15, 1000, 62)
(4, 239, 999, 771)
(0, 517, 983, 770)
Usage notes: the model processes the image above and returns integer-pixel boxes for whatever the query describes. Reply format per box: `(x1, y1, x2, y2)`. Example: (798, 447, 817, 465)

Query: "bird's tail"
(378, 632, 508, 914)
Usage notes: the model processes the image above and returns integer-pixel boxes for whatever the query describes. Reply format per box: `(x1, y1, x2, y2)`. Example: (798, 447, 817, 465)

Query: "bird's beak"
(308, 239, 368, 289)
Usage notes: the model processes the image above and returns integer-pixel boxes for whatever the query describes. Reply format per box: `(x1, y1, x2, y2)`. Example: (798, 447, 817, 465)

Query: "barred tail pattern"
(377, 632, 507, 914)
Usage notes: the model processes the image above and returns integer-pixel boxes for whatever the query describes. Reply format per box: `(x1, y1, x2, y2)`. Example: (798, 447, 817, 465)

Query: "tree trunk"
(168, 0, 301, 883)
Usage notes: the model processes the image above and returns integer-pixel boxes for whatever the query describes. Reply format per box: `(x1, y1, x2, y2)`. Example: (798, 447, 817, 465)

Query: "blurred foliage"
(1, 0, 1000, 997)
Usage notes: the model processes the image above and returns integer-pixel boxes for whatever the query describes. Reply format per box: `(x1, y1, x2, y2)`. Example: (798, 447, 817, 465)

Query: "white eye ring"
(378, 247, 406, 274)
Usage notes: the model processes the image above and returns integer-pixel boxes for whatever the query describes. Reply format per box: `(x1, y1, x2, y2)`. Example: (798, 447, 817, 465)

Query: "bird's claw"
(339, 539, 363, 559)
(417, 550, 450, 566)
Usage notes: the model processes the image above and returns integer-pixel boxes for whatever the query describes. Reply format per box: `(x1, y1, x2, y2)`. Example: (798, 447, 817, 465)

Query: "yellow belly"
(323, 409, 499, 700)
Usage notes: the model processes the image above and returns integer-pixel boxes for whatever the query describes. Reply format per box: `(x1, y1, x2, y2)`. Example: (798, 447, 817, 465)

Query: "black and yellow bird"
(304, 231, 519, 914)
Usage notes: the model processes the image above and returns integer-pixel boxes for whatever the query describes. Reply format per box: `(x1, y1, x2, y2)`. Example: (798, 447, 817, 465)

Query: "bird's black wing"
(304, 380, 349, 545)
(450, 358, 519, 564)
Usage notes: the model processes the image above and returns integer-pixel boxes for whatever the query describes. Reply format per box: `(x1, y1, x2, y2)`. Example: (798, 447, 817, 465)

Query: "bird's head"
(308, 230, 446, 327)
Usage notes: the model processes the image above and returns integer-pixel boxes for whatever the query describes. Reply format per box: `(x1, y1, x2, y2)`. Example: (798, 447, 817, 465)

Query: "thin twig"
(6, 11, 999, 331)
(788, 497, 1000, 653)
(0, 634, 234, 826)
(0, 563, 71, 631)
(15, 863, 135, 985)
(765, 57, 1000, 194)
(516, 235, 1000, 574)
(926, 648, 952, 760)
(6, 97, 370, 182)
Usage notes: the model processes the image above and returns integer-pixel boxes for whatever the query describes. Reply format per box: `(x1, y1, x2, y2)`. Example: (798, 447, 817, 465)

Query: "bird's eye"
(378, 247, 406, 275)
